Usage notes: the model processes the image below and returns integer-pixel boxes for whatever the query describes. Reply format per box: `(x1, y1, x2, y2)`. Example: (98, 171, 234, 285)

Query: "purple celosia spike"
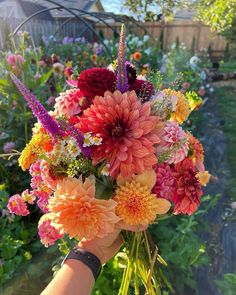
(10, 73, 62, 137)
(117, 24, 129, 93)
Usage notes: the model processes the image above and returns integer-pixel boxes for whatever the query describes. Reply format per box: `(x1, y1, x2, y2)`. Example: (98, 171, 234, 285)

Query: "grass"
(219, 60, 236, 73)
(215, 86, 236, 199)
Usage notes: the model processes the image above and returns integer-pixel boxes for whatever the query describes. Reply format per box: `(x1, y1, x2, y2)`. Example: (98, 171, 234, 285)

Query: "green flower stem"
(118, 233, 137, 295)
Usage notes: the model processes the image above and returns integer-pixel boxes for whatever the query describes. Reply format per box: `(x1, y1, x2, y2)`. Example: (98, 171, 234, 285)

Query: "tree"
(124, 0, 236, 33)
(123, 0, 187, 21)
(194, 0, 236, 32)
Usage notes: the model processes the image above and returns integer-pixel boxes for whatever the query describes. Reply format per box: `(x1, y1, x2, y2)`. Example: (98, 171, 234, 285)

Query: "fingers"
(115, 221, 148, 232)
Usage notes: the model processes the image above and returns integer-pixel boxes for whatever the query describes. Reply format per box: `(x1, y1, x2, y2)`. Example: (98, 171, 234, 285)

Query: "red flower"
(64, 67, 73, 78)
(78, 68, 117, 99)
(78, 90, 160, 178)
(172, 158, 203, 215)
(129, 79, 154, 102)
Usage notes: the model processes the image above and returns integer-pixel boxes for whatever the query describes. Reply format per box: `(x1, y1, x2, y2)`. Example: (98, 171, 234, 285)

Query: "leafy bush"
(215, 273, 236, 295)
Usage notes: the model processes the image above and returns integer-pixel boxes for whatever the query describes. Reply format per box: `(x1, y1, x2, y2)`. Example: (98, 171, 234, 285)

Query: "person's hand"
(77, 221, 147, 264)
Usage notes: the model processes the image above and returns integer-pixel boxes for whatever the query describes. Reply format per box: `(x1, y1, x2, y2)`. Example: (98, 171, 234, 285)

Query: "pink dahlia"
(54, 89, 87, 118)
(79, 90, 160, 178)
(172, 158, 203, 215)
(157, 121, 189, 164)
(38, 216, 63, 247)
(7, 194, 29, 216)
(152, 163, 175, 201)
(77, 68, 117, 99)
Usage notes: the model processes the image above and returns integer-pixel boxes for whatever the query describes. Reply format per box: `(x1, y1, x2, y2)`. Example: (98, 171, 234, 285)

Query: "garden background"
(0, 0, 236, 294)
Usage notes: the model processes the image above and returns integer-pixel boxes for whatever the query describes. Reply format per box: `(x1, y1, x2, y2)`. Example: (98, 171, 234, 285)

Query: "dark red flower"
(125, 62, 137, 84)
(78, 68, 117, 99)
(129, 79, 154, 102)
(172, 158, 203, 215)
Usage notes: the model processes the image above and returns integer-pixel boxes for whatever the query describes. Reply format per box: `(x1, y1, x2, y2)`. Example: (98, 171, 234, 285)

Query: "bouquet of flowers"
(6, 26, 210, 294)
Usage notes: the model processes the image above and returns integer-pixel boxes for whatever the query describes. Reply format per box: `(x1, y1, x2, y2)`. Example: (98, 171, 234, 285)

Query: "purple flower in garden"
(41, 35, 49, 45)
(95, 45, 103, 56)
(10, 73, 62, 137)
(62, 36, 74, 44)
(75, 37, 86, 44)
(117, 24, 128, 93)
(3, 141, 15, 153)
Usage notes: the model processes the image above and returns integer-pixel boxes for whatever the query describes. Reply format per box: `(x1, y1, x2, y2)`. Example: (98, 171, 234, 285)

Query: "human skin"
(41, 222, 147, 295)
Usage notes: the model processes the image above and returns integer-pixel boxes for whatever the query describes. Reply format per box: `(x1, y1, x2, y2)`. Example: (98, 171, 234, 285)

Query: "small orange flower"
(187, 132, 204, 171)
(133, 52, 142, 61)
(196, 171, 211, 186)
(91, 54, 97, 63)
(114, 169, 171, 225)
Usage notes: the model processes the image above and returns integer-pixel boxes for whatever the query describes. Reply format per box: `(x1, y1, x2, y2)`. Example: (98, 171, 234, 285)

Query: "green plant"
(215, 273, 236, 295)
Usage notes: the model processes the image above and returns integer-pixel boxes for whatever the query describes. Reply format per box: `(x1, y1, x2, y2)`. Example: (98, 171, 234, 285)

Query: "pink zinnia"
(172, 158, 203, 215)
(153, 163, 175, 201)
(38, 216, 63, 247)
(54, 89, 87, 118)
(78, 90, 160, 178)
(7, 194, 29, 216)
(157, 121, 189, 164)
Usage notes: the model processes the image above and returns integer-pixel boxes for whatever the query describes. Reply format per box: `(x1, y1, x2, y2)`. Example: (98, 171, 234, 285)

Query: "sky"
(101, 0, 127, 14)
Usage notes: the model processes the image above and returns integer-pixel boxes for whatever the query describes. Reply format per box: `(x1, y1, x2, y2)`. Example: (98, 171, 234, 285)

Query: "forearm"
(41, 259, 95, 295)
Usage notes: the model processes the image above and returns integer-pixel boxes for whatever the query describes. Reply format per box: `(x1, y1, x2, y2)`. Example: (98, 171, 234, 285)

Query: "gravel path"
(194, 84, 236, 295)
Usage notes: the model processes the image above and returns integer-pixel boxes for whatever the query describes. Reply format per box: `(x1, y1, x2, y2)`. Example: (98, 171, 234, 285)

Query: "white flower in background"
(200, 70, 207, 80)
(189, 56, 201, 70)
(143, 35, 150, 42)
(144, 48, 152, 55)
(209, 87, 214, 93)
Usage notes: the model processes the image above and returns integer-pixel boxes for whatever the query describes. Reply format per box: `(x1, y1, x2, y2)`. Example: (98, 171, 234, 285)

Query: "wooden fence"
(0, 17, 94, 49)
(0, 17, 227, 56)
(96, 20, 227, 56)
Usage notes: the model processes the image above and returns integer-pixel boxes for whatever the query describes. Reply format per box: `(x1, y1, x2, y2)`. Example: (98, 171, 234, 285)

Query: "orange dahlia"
(78, 90, 160, 178)
(114, 169, 171, 225)
(48, 176, 119, 239)
(187, 132, 205, 172)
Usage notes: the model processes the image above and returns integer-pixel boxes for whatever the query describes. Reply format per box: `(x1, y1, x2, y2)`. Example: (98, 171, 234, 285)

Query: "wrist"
(77, 241, 105, 264)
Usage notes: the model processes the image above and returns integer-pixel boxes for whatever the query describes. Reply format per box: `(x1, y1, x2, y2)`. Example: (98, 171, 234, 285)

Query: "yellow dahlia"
(114, 169, 171, 225)
(48, 176, 120, 239)
(163, 89, 190, 124)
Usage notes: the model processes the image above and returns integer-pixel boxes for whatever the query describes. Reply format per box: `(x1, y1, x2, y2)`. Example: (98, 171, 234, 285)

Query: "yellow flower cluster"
(163, 89, 191, 124)
(18, 132, 52, 171)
